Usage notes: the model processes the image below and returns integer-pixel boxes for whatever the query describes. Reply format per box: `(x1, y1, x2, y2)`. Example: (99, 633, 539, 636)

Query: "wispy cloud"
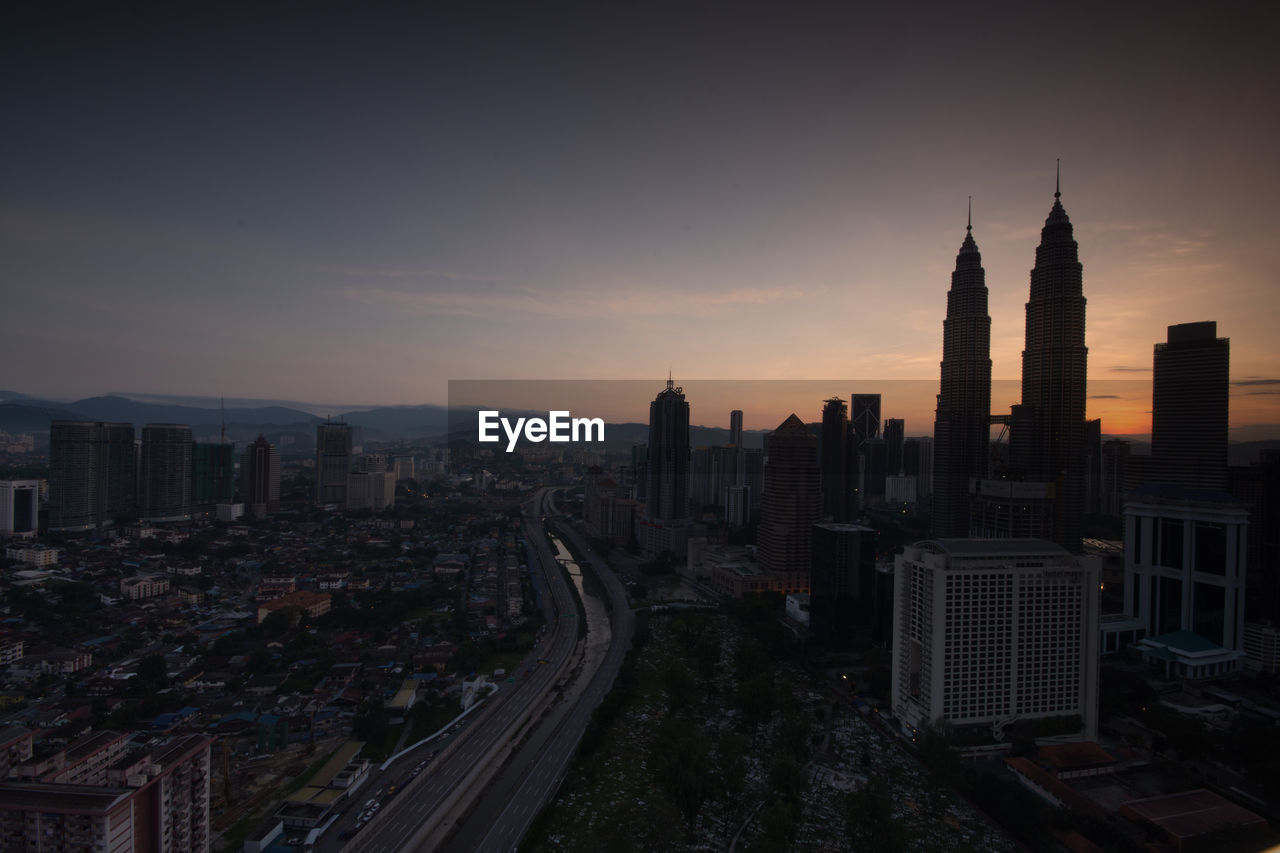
(1107, 365, 1152, 373)
(1089, 394, 1121, 399)
(1233, 378, 1280, 386)
(337, 282, 815, 320)
(332, 266, 498, 288)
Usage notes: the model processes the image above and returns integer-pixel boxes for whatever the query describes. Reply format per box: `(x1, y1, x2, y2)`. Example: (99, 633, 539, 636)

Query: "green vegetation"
(523, 608, 817, 851)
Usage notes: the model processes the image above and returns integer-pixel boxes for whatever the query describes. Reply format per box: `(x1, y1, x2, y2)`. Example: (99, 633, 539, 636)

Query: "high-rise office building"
(849, 393, 881, 510)
(640, 376, 691, 555)
(140, 425, 194, 523)
(820, 397, 849, 521)
(810, 522, 881, 650)
(1150, 322, 1229, 491)
(756, 414, 820, 593)
(0, 481, 39, 537)
(892, 539, 1100, 740)
(933, 212, 992, 538)
(850, 394, 881, 448)
(1229, 451, 1280, 624)
(241, 434, 280, 517)
(729, 409, 744, 447)
(884, 418, 904, 476)
(1101, 485, 1247, 678)
(315, 422, 353, 505)
(1009, 175, 1088, 552)
(48, 421, 136, 531)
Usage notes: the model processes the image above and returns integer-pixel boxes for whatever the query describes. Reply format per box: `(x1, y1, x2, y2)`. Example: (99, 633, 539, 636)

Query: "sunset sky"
(4, 3, 1278, 433)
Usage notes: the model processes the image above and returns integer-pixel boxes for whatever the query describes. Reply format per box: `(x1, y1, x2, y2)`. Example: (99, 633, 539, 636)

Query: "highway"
(332, 488, 580, 853)
(460, 518, 634, 852)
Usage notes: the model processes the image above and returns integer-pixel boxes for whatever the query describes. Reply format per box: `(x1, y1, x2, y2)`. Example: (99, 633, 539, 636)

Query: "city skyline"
(4, 5, 1279, 431)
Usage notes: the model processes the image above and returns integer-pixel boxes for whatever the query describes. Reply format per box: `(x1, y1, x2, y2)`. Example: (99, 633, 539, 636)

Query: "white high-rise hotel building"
(892, 539, 1100, 740)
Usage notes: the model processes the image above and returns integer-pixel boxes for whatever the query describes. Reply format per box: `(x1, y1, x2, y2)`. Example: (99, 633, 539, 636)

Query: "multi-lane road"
(332, 487, 620, 853)
(458, 519, 634, 852)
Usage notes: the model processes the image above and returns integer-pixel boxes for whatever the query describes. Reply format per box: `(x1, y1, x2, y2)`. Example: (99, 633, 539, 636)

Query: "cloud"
(333, 266, 499, 290)
(1233, 378, 1280, 386)
(1089, 394, 1121, 399)
(1107, 365, 1152, 373)
(1242, 390, 1280, 397)
(337, 281, 814, 320)
(1135, 231, 1209, 259)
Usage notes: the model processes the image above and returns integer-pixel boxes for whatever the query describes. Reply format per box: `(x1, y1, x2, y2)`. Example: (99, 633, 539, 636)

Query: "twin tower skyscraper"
(932, 172, 1088, 552)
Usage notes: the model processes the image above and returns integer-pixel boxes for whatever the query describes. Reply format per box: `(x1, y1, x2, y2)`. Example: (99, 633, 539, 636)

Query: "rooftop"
(917, 538, 1070, 558)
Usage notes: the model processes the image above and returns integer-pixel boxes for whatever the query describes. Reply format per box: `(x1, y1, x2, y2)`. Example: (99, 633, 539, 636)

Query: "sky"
(3, 3, 1279, 433)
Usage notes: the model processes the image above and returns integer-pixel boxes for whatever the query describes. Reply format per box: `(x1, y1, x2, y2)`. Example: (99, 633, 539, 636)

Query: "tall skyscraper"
(850, 393, 881, 448)
(932, 210, 991, 538)
(241, 434, 281, 517)
(1151, 322, 1229, 490)
(892, 539, 1100, 741)
(0, 480, 39, 537)
(644, 376, 690, 524)
(849, 393, 881, 510)
(640, 376, 691, 555)
(729, 409, 744, 447)
(139, 425, 194, 523)
(1010, 173, 1088, 552)
(315, 422, 353, 505)
(820, 397, 849, 521)
(884, 418, 904, 475)
(48, 421, 136, 531)
(756, 414, 820, 593)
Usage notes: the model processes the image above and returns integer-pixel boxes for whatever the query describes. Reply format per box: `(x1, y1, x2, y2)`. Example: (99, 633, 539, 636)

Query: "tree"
(845, 775, 911, 853)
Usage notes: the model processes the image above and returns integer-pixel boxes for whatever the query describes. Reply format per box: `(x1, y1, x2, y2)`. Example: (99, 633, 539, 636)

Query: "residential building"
(0, 480, 39, 538)
(48, 421, 136, 531)
(347, 471, 395, 512)
(190, 441, 234, 516)
(139, 424, 194, 523)
(0, 734, 213, 853)
(315, 422, 353, 506)
(240, 434, 280, 517)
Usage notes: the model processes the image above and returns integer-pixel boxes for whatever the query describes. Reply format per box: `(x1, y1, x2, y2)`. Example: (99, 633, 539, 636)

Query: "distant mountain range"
(0, 394, 452, 449)
(1, 391, 1276, 461)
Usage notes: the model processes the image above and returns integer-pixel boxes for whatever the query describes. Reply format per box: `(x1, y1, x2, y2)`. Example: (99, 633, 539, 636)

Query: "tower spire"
(1055, 158, 1061, 199)
(667, 369, 673, 390)
(967, 196, 972, 232)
